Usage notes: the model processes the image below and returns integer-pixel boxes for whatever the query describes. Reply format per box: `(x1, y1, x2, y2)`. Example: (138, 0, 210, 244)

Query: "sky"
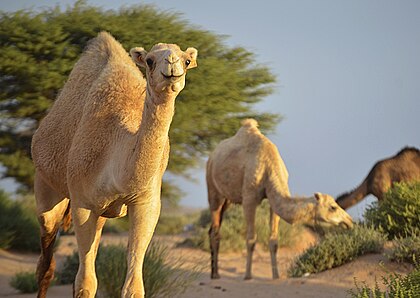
(1, 0, 419, 219)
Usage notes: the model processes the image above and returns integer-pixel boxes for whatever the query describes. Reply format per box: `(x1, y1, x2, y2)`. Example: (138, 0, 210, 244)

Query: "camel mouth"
(340, 220, 353, 230)
(161, 72, 183, 79)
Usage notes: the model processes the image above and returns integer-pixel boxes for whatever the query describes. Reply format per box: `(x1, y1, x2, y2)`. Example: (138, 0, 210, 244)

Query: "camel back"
(31, 32, 144, 194)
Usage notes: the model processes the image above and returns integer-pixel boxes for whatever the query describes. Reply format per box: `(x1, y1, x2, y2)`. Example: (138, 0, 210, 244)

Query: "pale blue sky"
(1, 0, 419, 218)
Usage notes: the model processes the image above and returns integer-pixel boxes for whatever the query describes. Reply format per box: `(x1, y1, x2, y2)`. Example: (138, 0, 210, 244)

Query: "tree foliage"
(0, 1, 279, 202)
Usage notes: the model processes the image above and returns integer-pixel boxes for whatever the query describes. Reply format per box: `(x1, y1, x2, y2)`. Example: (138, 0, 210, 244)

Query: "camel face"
(131, 43, 197, 94)
(314, 193, 353, 229)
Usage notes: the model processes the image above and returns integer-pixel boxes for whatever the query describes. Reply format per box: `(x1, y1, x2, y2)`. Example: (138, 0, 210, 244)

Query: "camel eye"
(146, 58, 154, 68)
(330, 206, 338, 212)
(185, 59, 191, 66)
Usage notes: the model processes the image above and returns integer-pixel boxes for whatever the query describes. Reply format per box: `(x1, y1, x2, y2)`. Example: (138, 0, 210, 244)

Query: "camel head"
(130, 43, 197, 95)
(312, 192, 353, 229)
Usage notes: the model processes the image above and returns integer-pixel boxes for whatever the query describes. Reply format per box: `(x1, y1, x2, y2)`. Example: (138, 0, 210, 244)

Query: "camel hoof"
(272, 274, 280, 280)
(211, 273, 220, 279)
(244, 275, 252, 280)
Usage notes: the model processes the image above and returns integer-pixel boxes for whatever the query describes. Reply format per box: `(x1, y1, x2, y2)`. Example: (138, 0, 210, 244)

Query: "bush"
(55, 250, 79, 285)
(96, 245, 127, 297)
(102, 217, 129, 234)
(10, 271, 38, 293)
(348, 263, 420, 298)
(56, 243, 200, 298)
(365, 182, 420, 239)
(288, 225, 386, 277)
(188, 201, 301, 252)
(0, 190, 40, 252)
(155, 214, 191, 235)
(389, 233, 420, 265)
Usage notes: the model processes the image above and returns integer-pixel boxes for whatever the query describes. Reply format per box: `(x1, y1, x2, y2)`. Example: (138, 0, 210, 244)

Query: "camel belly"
(212, 167, 244, 203)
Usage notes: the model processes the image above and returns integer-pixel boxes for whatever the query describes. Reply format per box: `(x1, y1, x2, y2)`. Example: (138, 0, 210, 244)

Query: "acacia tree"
(0, 2, 279, 204)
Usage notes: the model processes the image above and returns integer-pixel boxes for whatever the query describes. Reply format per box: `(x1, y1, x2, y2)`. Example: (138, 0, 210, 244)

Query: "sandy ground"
(0, 230, 413, 298)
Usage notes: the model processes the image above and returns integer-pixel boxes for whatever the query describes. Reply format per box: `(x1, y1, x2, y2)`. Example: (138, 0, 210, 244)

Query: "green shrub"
(96, 245, 127, 297)
(389, 233, 420, 265)
(288, 225, 386, 277)
(0, 190, 40, 252)
(365, 182, 420, 239)
(103, 212, 199, 235)
(188, 201, 301, 252)
(103, 217, 129, 234)
(10, 271, 38, 293)
(348, 263, 420, 298)
(155, 214, 190, 235)
(56, 243, 200, 298)
(55, 250, 79, 285)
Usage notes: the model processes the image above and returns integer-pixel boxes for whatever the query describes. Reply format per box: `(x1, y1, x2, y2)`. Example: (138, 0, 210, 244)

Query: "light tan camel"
(206, 119, 353, 280)
(336, 147, 420, 209)
(31, 32, 197, 298)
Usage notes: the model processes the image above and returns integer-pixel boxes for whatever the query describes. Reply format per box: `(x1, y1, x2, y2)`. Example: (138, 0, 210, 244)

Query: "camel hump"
(241, 118, 259, 128)
(84, 31, 129, 62)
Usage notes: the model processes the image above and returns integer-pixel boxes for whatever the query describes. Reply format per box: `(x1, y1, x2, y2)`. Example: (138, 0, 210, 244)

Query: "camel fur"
(31, 32, 197, 298)
(206, 119, 353, 280)
(336, 147, 420, 209)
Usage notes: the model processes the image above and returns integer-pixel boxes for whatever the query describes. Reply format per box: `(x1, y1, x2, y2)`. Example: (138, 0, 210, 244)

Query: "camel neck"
(336, 180, 369, 209)
(124, 90, 176, 189)
(265, 173, 317, 226)
(270, 195, 317, 226)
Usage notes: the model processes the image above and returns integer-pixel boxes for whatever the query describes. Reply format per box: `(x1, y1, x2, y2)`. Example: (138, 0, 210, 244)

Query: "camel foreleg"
(72, 206, 106, 298)
(122, 195, 161, 298)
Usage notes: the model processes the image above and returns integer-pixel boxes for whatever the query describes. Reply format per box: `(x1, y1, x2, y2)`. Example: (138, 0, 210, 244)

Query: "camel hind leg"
(269, 207, 280, 279)
(243, 201, 257, 280)
(208, 182, 228, 280)
(34, 174, 70, 298)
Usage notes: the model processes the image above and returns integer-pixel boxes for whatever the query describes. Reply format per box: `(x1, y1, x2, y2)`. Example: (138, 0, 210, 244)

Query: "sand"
(0, 231, 413, 298)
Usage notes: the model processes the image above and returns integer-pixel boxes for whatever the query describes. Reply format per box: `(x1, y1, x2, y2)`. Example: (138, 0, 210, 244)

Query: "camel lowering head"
(130, 43, 197, 95)
(312, 193, 354, 229)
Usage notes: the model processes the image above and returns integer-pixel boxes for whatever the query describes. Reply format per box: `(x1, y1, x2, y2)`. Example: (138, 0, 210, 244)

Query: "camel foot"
(211, 273, 220, 279)
(244, 275, 252, 280)
(272, 273, 280, 280)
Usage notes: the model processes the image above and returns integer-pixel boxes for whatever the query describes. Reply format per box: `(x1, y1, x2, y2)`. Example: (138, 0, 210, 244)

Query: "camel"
(336, 147, 420, 209)
(206, 119, 353, 280)
(31, 32, 197, 298)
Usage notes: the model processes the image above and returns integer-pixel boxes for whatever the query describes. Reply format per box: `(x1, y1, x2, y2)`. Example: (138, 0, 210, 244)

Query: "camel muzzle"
(340, 219, 354, 230)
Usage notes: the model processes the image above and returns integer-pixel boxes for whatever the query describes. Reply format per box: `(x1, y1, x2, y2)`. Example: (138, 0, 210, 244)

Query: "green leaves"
(0, 2, 279, 199)
(288, 225, 386, 277)
(365, 182, 420, 239)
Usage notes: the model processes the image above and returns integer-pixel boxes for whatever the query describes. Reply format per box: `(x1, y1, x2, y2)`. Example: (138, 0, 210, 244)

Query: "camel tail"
(336, 179, 369, 209)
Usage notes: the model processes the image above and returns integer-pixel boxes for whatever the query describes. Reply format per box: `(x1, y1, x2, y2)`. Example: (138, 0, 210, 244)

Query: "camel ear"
(314, 192, 323, 202)
(185, 47, 198, 69)
(130, 47, 148, 68)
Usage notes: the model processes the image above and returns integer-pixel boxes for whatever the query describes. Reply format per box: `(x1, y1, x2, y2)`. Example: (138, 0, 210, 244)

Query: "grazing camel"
(336, 147, 420, 209)
(206, 119, 353, 280)
(31, 32, 197, 298)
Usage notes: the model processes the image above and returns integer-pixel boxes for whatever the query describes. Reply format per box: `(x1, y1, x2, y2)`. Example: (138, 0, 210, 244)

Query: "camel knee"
(74, 273, 97, 298)
(246, 236, 257, 252)
(74, 289, 91, 298)
(122, 273, 144, 298)
(121, 289, 144, 298)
